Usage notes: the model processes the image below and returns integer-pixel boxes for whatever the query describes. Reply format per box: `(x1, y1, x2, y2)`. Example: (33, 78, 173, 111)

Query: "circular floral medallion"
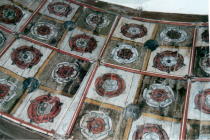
(69, 34, 97, 53)
(0, 32, 5, 48)
(160, 27, 188, 43)
(202, 30, 209, 43)
(111, 45, 139, 64)
(51, 62, 80, 84)
(195, 89, 210, 114)
(0, 5, 23, 24)
(80, 111, 112, 140)
(86, 14, 110, 28)
(11, 46, 42, 69)
(95, 73, 125, 98)
(28, 94, 62, 124)
(121, 24, 147, 39)
(133, 124, 169, 140)
(143, 84, 174, 108)
(31, 22, 58, 40)
(199, 53, 210, 74)
(47, 2, 72, 17)
(153, 51, 185, 73)
(0, 79, 17, 104)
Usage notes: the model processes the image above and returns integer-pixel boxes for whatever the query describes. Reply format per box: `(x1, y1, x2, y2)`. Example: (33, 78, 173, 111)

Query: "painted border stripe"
(0, 67, 25, 82)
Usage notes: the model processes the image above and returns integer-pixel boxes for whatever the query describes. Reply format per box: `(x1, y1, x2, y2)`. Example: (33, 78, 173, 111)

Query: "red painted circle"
(87, 118, 105, 134)
(11, 46, 42, 69)
(0, 84, 10, 99)
(69, 34, 97, 53)
(47, 2, 72, 17)
(132, 124, 169, 140)
(166, 30, 181, 39)
(90, 16, 104, 25)
(57, 66, 74, 78)
(202, 30, 209, 43)
(121, 24, 147, 39)
(28, 95, 61, 124)
(151, 89, 168, 102)
(0, 5, 23, 24)
(195, 89, 210, 114)
(153, 51, 184, 73)
(117, 49, 133, 59)
(37, 25, 51, 35)
(95, 73, 126, 98)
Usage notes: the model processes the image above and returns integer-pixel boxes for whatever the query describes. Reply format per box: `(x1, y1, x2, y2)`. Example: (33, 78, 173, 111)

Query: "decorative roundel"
(23, 78, 39, 93)
(69, 34, 97, 53)
(144, 39, 159, 52)
(121, 24, 147, 39)
(0, 79, 17, 104)
(11, 46, 42, 69)
(153, 51, 185, 73)
(80, 111, 112, 140)
(132, 124, 169, 140)
(64, 21, 76, 31)
(0, 32, 5, 48)
(111, 45, 139, 64)
(202, 30, 209, 43)
(86, 14, 110, 28)
(160, 27, 188, 43)
(95, 73, 126, 98)
(0, 5, 23, 24)
(47, 2, 72, 17)
(28, 94, 62, 124)
(143, 84, 174, 108)
(195, 89, 210, 114)
(31, 22, 58, 40)
(199, 53, 210, 74)
(51, 62, 80, 84)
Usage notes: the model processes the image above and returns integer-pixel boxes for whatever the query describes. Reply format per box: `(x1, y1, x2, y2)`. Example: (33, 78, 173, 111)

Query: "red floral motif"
(47, 2, 72, 17)
(0, 5, 23, 24)
(90, 16, 104, 25)
(37, 25, 51, 35)
(87, 118, 105, 134)
(166, 30, 181, 39)
(151, 89, 168, 102)
(95, 73, 126, 98)
(69, 34, 97, 53)
(153, 51, 185, 73)
(57, 66, 74, 78)
(121, 24, 147, 39)
(28, 95, 61, 124)
(117, 49, 133, 59)
(11, 46, 42, 69)
(133, 124, 169, 140)
(195, 89, 210, 114)
(202, 30, 209, 43)
(0, 84, 10, 99)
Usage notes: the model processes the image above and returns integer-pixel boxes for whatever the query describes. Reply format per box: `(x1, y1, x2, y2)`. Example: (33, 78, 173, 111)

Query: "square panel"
(128, 116, 180, 140)
(22, 15, 66, 47)
(39, 0, 80, 22)
(146, 46, 191, 76)
(71, 102, 128, 140)
(101, 39, 148, 70)
(60, 28, 106, 60)
(14, 89, 73, 131)
(154, 24, 194, 47)
(0, 70, 23, 113)
(137, 75, 187, 119)
(112, 17, 157, 44)
(75, 8, 116, 36)
(37, 51, 91, 97)
(188, 82, 210, 121)
(86, 65, 141, 108)
(193, 46, 209, 77)
(195, 27, 209, 47)
(14, 0, 44, 11)
(0, 28, 15, 53)
(0, 38, 52, 78)
(0, 0, 32, 32)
